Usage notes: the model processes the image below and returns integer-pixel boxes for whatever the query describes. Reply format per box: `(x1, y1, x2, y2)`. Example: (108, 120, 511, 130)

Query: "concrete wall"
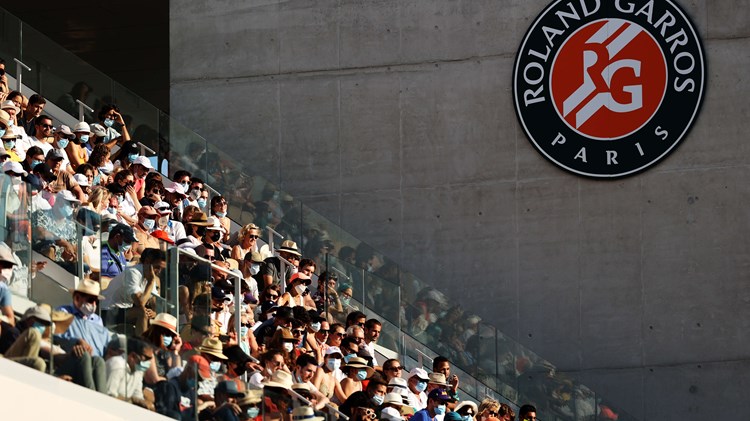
(170, 1, 750, 419)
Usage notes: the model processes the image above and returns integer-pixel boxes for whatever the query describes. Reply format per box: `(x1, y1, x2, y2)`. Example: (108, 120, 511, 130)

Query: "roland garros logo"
(513, 0, 705, 178)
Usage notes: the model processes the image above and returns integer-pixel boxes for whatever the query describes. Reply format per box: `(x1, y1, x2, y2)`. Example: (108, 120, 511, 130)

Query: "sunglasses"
(333, 332, 346, 337)
(268, 294, 279, 299)
(387, 366, 404, 371)
(357, 408, 376, 420)
(247, 235, 259, 240)
(292, 329, 305, 336)
(40, 124, 54, 129)
(318, 329, 330, 334)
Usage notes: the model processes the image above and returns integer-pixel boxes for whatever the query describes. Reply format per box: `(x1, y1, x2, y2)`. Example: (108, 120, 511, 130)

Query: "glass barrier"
(3, 174, 32, 299)
(0, 6, 642, 419)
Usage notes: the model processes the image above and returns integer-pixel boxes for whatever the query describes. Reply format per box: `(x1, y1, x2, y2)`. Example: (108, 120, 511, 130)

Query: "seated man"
(411, 389, 451, 421)
(132, 206, 161, 254)
(0, 245, 17, 325)
(2, 305, 50, 372)
(100, 223, 138, 283)
(102, 248, 166, 335)
(55, 279, 112, 392)
(105, 337, 155, 411)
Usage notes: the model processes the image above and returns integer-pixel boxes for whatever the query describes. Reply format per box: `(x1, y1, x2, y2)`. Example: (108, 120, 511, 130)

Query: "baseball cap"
(73, 173, 89, 187)
(55, 125, 75, 138)
(3, 161, 27, 177)
(90, 123, 107, 138)
(73, 121, 91, 133)
(408, 367, 429, 381)
(110, 223, 138, 243)
(427, 388, 452, 402)
(133, 156, 154, 170)
(325, 346, 343, 358)
(45, 149, 65, 161)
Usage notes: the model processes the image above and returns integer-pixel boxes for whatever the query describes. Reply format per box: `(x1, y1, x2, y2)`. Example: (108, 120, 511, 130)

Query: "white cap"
(90, 123, 107, 137)
(0, 100, 19, 114)
(164, 181, 186, 196)
(408, 367, 429, 381)
(154, 201, 171, 214)
(133, 156, 153, 169)
(381, 407, 402, 421)
(73, 173, 90, 186)
(73, 122, 91, 133)
(206, 216, 225, 232)
(56, 190, 80, 203)
(2, 161, 27, 176)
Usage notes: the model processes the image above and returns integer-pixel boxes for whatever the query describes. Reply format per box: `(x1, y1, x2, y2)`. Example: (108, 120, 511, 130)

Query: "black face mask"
(209, 230, 221, 242)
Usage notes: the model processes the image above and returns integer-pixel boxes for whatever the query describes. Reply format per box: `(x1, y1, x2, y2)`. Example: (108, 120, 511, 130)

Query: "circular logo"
(513, 1, 705, 178)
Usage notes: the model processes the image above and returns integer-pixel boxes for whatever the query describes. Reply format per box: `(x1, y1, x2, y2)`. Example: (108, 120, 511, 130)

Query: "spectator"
(154, 357, 204, 419)
(292, 353, 330, 409)
(20, 145, 43, 173)
(105, 337, 155, 410)
(338, 283, 359, 317)
(411, 389, 451, 421)
(363, 319, 382, 367)
(50, 125, 75, 173)
(55, 279, 110, 392)
(518, 405, 537, 421)
(210, 195, 231, 242)
(193, 337, 228, 400)
(133, 206, 161, 253)
(100, 223, 138, 281)
(1, 125, 21, 163)
(278, 273, 316, 310)
(261, 240, 302, 288)
(97, 104, 131, 146)
(140, 178, 164, 207)
(112, 140, 140, 172)
(88, 143, 113, 186)
(387, 377, 410, 402)
(383, 359, 404, 383)
(254, 306, 293, 348)
(177, 210, 209, 249)
(346, 311, 367, 329)
(112, 169, 141, 219)
(29, 114, 54, 155)
(454, 402, 478, 421)
(142, 313, 183, 385)
(2, 304, 49, 371)
(406, 367, 429, 410)
(131, 156, 153, 199)
(339, 356, 373, 402)
(312, 346, 344, 402)
(248, 349, 287, 388)
(154, 200, 187, 243)
(194, 216, 226, 263)
(208, 380, 246, 420)
(163, 180, 188, 220)
(0, 239, 18, 325)
(45, 149, 85, 200)
(31, 190, 82, 273)
(231, 223, 260, 261)
(383, 392, 410, 418)
(67, 122, 92, 170)
(433, 356, 460, 403)
(1, 101, 30, 157)
(185, 176, 205, 208)
(477, 398, 501, 421)
(427, 373, 450, 394)
(102, 247, 166, 335)
(365, 376, 388, 407)
(326, 323, 346, 348)
(237, 388, 262, 421)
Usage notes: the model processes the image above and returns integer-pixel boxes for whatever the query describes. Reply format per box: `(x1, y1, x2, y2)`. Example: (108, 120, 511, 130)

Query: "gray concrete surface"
(170, 0, 750, 419)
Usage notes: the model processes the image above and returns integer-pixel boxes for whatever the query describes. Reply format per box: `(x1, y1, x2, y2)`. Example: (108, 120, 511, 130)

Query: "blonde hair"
(477, 398, 500, 418)
(239, 223, 261, 242)
(88, 186, 111, 211)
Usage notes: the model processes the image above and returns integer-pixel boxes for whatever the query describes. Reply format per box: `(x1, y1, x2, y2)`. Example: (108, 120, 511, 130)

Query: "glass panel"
(113, 81, 161, 158)
(4, 175, 32, 298)
(0, 11, 21, 75)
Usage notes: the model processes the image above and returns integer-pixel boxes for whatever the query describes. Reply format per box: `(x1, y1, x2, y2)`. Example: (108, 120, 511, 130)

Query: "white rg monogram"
(563, 20, 644, 128)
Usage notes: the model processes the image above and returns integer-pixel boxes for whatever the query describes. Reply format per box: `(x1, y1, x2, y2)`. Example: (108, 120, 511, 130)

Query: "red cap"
(151, 229, 175, 245)
(188, 354, 212, 379)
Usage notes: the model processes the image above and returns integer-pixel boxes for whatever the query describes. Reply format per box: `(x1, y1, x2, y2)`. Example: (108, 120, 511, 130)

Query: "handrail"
(13, 58, 30, 92)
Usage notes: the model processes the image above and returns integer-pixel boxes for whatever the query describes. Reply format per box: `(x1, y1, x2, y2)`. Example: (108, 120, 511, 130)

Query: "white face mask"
(294, 283, 306, 295)
(283, 342, 294, 353)
(80, 302, 97, 316)
(250, 263, 260, 275)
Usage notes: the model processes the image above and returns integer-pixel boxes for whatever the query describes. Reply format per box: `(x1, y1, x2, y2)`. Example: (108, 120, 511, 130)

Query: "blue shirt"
(0, 282, 11, 307)
(411, 409, 437, 421)
(57, 304, 103, 327)
(101, 242, 126, 278)
(55, 304, 111, 357)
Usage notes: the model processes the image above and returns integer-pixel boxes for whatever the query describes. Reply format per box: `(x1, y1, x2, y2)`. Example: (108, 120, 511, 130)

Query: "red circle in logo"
(551, 19, 667, 140)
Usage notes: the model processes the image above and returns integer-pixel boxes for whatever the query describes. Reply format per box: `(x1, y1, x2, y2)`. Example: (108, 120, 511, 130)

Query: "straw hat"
(262, 369, 293, 389)
(292, 406, 325, 421)
(342, 356, 374, 379)
(150, 313, 179, 335)
(197, 337, 228, 360)
(37, 303, 75, 335)
(428, 372, 450, 387)
(189, 211, 212, 226)
(277, 240, 301, 257)
(71, 278, 105, 299)
(238, 388, 263, 406)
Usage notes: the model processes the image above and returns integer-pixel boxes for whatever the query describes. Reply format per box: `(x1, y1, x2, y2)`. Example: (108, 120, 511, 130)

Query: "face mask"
(127, 153, 139, 163)
(246, 407, 260, 418)
(0, 129, 5, 138)
(197, 198, 207, 208)
(240, 326, 249, 337)
(356, 369, 368, 380)
(341, 297, 351, 307)
(80, 135, 89, 143)
(310, 322, 321, 332)
(326, 358, 341, 371)
(415, 381, 427, 392)
(107, 207, 117, 215)
(283, 342, 294, 353)
(80, 301, 97, 316)
(143, 219, 156, 231)
(209, 230, 221, 242)
(294, 283, 306, 295)
(435, 405, 446, 415)
(189, 188, 200, 200)
(162, 335, 173, 348)
(158, 215, 169, 227)
(250, 263, 260, 276)
(209, 361, 222, 372)
(343, 354, 355, 363)
(136, 360, 152, 372)
(31, 160, 44, 169)
(32, 322, 47, 335)
(104, 118, 115, 128)
(57, 138, 69, 149)
(463, 416, 473, 421)
(119, 243, 132, 253)
(0, 267, 13, 283)
(7, 120, 13, 127)
(4, 140, 14, 150)
(60, 204, 74, 218)
(372, 395, 384, 406)
(180, 182, 190, 193)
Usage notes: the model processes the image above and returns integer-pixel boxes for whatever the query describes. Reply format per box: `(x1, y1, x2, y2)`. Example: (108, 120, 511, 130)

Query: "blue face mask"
(240, 326, 249, 337)
(209, 361, 222, 372)
(57, 138, 69, 149)
(119, 243, 132, 253)
(143, 219, 156, 231)
(326, 359, 341, 372)
(4, 140, 15, 150)
(128, 153, 139, 163)
(343, 354, 355, 363)
(215, 211, 226, 218)
(356, 369, 368, 380)
(136, 360, 151, 372)
(415, 381, 427, 392)
(434, 405, 446, 415)
(0, 129, 5, 138)
(32, 322, 47, 335)
(372, 395, 384, 406)
(104, 118, 115, 128)
(197, 198, 207, 208)
(60, 204, 74, 218)
(162, 335, 173, 348)
(93, 174, 101, 185)
(80, 135, 89, 143)
(31, 160, 44, 169)
(246, 408, 260, 418)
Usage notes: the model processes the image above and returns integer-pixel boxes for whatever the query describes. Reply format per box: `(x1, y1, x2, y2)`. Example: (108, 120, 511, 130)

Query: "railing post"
(75, 99, 93, 122)
(13, 58, 30, 93)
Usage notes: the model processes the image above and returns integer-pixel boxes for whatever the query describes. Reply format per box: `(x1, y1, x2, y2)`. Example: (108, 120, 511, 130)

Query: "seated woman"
(209, 195, 231, 242)
(337, 356, 374, 404)
(141, 313, 182, 386)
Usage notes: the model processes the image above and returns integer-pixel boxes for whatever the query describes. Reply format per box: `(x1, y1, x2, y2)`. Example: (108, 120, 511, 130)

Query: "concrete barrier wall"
(170, 1, 750, 419)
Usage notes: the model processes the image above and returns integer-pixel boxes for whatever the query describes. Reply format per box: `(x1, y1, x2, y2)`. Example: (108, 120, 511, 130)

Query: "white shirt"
(102, 264, 158, 309)
(30, 136, 53, 155)
(105, 355, 145, 400)
(407, 389, 427, 410)
(364, 341, 378, 366)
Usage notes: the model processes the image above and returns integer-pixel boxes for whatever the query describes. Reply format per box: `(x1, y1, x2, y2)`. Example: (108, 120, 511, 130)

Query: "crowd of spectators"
(0, 57, 555, 421)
